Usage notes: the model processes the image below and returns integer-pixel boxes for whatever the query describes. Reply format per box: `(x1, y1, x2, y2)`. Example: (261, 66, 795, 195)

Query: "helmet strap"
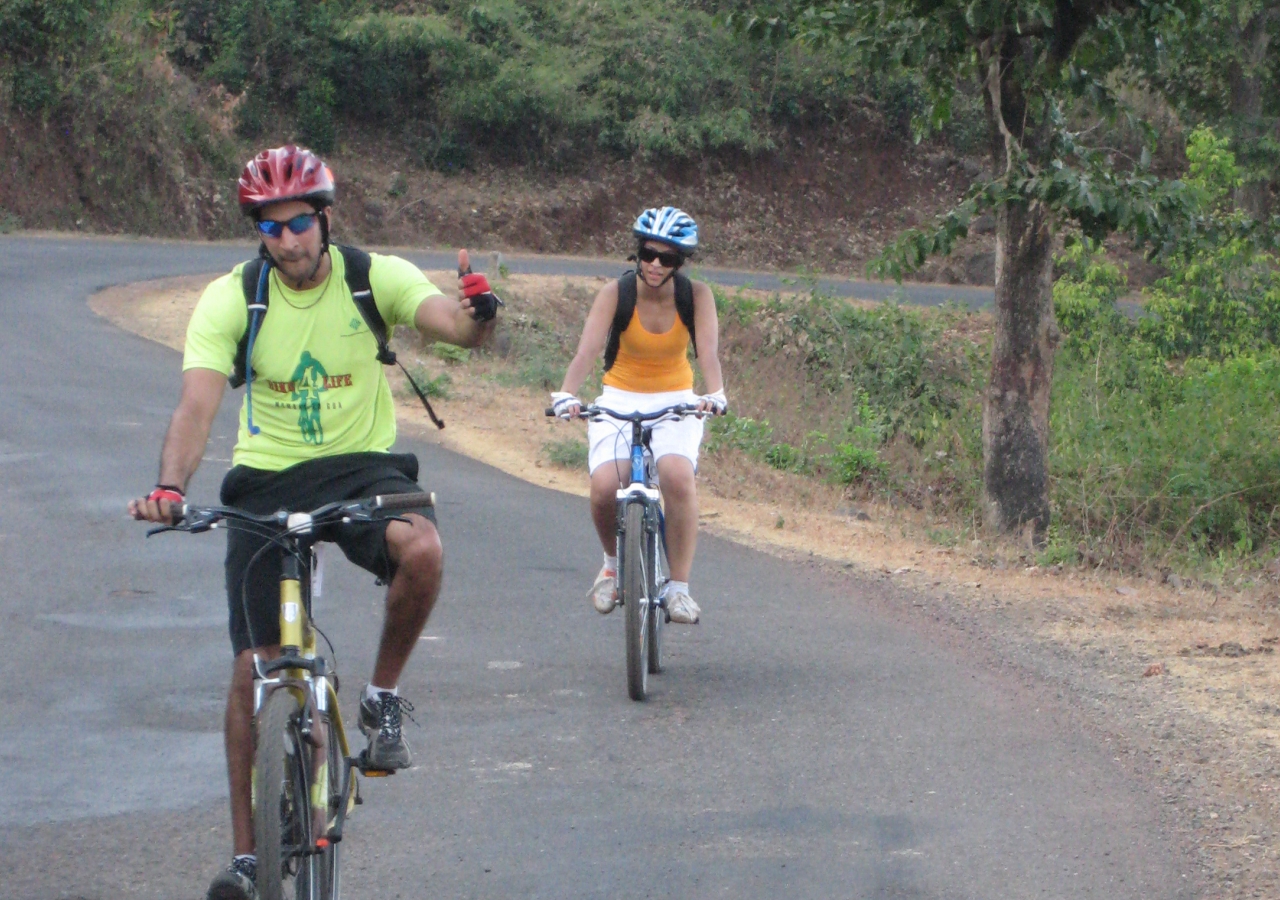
(315, 205, 331, 253)
(254, 207, 330, 287)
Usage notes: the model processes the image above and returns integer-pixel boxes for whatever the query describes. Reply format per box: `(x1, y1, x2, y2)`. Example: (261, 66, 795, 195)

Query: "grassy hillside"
(0, 0, 989, 273)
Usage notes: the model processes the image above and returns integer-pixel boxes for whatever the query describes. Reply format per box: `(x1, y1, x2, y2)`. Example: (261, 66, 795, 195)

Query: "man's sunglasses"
(638, 246, 683, 268)
(256, 212, 319, 239)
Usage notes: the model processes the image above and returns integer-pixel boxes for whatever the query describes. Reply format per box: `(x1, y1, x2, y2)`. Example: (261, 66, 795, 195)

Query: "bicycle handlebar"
(544, 402, 710, 422)
(156, 491, 435, 534)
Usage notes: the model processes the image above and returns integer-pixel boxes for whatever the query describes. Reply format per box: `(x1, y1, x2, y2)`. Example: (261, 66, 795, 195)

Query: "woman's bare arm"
(691, 281, 724, 394)
(559, 281, 620, 397)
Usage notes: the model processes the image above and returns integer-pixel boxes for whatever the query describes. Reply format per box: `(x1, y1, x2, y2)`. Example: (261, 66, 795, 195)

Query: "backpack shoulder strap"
(674, 272, 697, 358)
(337, 244, 396, 365)
(603, 272, 638, 372)
(230, 257, 268, 388)
(338, 245, 446, 429)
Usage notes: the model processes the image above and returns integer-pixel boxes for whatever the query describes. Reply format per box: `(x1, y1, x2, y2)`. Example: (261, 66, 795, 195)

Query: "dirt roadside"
(93, 273, 1280, 899)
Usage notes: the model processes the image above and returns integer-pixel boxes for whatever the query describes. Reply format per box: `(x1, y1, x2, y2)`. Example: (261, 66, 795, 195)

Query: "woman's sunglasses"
(256, 212, 319, 239)
(638, 246, 683, 268)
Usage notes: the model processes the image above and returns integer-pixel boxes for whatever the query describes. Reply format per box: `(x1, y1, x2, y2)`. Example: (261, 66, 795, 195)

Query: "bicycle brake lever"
(145, 524, 179, 537)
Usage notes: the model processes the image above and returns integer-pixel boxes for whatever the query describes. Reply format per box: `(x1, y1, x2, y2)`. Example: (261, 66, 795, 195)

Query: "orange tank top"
(602, 306, 694, 393)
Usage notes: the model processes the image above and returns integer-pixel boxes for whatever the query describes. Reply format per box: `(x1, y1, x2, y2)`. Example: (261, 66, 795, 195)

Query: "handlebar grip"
(545, 407, 555, 417)
(169, 503, 188, 525)
(376, 491, 436, 511)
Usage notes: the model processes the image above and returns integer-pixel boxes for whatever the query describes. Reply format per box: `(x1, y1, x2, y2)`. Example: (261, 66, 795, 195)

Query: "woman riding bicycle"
(552, 207, 726, 625)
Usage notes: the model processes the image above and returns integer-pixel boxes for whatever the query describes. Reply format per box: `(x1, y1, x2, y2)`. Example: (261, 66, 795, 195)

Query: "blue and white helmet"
(633, 206, 698, 254)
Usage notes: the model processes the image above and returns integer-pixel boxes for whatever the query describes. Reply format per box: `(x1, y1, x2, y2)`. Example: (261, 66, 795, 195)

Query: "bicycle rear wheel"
(254, 689, 318, 900)
(621, 501, 648, 701)
(646, 519, 667, 675)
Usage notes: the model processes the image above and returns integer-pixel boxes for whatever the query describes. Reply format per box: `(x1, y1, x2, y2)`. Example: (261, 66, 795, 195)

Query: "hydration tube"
(244, 261, 271, 436)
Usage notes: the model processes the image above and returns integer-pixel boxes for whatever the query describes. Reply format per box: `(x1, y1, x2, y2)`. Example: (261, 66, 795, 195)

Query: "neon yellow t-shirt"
(183, 249, 442, 471)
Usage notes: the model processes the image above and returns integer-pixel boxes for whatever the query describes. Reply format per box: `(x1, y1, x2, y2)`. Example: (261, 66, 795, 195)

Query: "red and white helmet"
(237, 145, 335, 216)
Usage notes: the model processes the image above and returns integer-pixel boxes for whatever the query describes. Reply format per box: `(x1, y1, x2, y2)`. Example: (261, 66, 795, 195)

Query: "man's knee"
(388, 515, 443, 578)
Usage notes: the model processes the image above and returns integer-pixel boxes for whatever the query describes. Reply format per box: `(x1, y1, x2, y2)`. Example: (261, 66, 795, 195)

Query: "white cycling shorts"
(587, 386, 704, 476)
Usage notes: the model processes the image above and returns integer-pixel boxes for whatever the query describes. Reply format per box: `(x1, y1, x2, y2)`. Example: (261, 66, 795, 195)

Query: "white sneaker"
(664, 590, 701, 624)
(589, 565, 618, 614)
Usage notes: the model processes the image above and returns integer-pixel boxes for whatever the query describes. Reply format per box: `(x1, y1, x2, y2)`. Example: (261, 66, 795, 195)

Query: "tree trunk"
(1228, 9, 1273, 219)
(982, 199, 1058, 539)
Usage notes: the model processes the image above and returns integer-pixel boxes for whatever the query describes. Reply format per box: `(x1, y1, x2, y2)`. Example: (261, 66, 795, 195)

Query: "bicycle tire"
(622, 501, 648, 701)
(647, 521, 667, 675)
(316, 712, 343, 900)
(254, 689, 317, 900)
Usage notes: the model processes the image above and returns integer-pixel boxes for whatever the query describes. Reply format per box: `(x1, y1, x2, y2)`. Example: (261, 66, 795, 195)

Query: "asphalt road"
(0, 235, 1188, 899)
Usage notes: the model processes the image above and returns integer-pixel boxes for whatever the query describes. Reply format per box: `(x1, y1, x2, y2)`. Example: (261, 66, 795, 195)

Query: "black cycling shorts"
(220, 451, 436, 655)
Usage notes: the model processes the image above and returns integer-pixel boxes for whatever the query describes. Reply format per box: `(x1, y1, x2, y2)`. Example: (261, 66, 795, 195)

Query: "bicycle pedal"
(353, 750, 396, 777)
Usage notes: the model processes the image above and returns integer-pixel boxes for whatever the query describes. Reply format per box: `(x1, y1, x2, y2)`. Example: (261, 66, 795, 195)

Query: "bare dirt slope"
(93, 273, 1280, 899)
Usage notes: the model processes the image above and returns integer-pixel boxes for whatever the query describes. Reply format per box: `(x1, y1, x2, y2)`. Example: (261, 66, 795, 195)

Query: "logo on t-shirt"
(291, 351, 328, 445)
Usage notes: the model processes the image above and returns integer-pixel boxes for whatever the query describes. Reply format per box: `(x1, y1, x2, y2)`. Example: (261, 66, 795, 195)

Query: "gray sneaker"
(207, 857, 257, 900)
(358, 691, 414, 770)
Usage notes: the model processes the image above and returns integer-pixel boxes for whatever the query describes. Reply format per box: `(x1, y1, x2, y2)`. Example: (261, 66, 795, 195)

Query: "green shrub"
(394, 365, 451, 400)
(296, 77, 338, 153)
(543, 437, 589, 469)
(755, 293, 982, 447)
(764, 441, 805, 472)
(1049, 217, 1280, 561)
(1140, 238, 1280, 360)
(1136, 126, 1280, 361)
(705, 413, 776, 457)
(431, 342, 471, 365)
(827, 427, 885, 485)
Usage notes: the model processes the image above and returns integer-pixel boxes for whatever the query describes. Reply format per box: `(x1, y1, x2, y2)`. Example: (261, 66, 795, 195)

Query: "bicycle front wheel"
(254, 689, 318, 900)
(647, 519, 667, 675)
(621, 501, 649, 701)
(315, 711, 343, 900)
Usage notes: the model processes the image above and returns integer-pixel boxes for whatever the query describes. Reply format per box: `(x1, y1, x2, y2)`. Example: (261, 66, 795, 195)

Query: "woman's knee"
(657, 456, 696, 501)
(590, 465, 623, 500)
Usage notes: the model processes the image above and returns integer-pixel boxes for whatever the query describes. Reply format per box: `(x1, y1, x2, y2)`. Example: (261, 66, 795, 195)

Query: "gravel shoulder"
(93, 273, 1280, 899)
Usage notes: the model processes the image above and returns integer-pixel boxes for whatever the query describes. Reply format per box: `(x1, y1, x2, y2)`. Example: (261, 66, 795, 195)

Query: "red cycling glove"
(460, 273, 491, 297)
(147, 485, 185, 506)
(459, 272, 503, 322)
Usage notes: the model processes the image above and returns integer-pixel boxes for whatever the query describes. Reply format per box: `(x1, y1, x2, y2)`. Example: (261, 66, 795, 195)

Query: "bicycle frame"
(248, 514, 362, 848)
(152, 492, 431, 896)
(617, 418, 664, 602)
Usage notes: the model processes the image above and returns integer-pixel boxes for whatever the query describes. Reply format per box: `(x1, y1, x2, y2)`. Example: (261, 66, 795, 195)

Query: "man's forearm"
(157, 404, 215, 490)
(454, 310, 495, 348)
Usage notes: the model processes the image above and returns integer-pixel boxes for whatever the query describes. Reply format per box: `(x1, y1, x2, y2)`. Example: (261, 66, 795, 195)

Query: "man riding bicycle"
(128, 145, 499, 900)
(551, 207, 726, 625)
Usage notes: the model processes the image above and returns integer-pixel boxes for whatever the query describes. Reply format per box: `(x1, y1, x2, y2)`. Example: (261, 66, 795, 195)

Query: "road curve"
(9, 230, 996, 308)
(1, 235, 1187, 899)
